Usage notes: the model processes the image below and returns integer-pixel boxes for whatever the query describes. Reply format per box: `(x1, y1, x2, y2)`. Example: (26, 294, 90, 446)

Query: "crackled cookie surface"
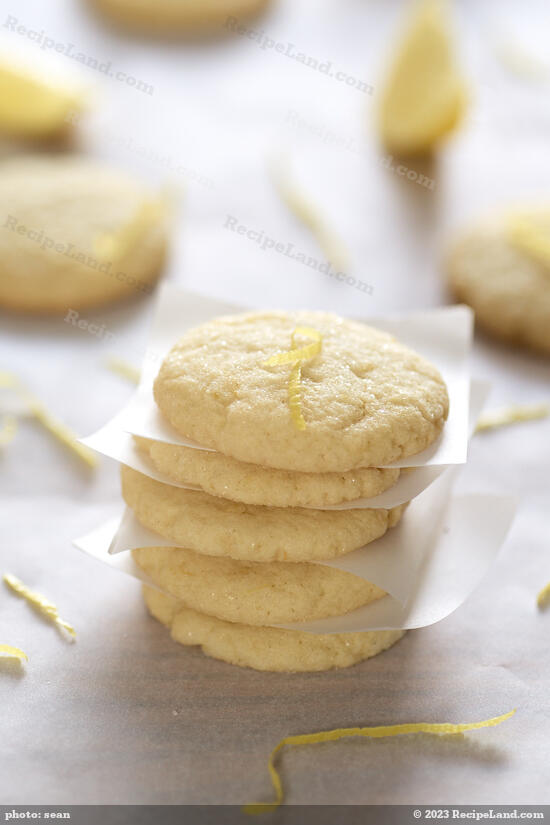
(143, 585, 405, 672)
(153, 311, 449, 472)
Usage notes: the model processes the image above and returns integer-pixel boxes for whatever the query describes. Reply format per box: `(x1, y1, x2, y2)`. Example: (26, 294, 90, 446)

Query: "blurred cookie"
(0, 156, 168, 314)
(447, 209, 550, 355)
(122, 465, 406, 563)
(134, 436, 401, 507)
(143, 585, 405, 672)
(133, 545, 385, 625)
(153, 311, 449, 472)
(89, 0, 271, 35)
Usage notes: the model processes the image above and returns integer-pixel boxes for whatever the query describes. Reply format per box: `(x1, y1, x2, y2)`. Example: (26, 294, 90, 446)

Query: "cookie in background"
(447, 208, 550, 356)
(87, 0, 273, 37)
(0, 155, 171, 314)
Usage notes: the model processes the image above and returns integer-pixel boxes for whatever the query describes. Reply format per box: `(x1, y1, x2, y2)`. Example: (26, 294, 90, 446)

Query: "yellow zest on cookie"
(269, 155, 349, 273)
(475, 403, 549, 433)
(104, 356, 141, 384)
(264, 327, 322, 431)
(0, 59, 85, 139)
(507, 215, 550, 268)
(0, 414, 17, 447)
(0, 644, 28, 663)
(0, 370, 97, 469)
(244, 710, 516, 814)
(537, 581, 550, 609)
(95, 197, 168, 263)
(3, 574, 76, 639)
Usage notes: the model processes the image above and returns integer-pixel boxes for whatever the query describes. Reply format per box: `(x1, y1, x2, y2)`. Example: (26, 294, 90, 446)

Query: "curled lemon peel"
(263, 327, 322, 431)
(0, 644, 28, 663)
(507, 216, 550, 269)
(494, 40, 547, 82)
(95, 197, 168, 263)
(244, 710, 516, 814)
(269, 154, 349, 273)
(0, 370, 96, 469)
(537, 581, 550, 610)
(104, 356, 141, 385)
(475, 403, 549, 433)
(0, 414, 17, 447)
(3, 574, 76, 640)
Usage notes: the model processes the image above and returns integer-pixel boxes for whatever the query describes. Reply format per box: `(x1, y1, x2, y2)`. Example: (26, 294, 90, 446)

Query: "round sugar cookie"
(448, 210, 550, 355)
(143, 586, 405, 672)
(133, 545, 385, 625)
(89, 0, 271, 35)
(0, 156, 168, 314)
(133, 436, 401, 508)
(122, 465, 407, 563)
(153, 311, 449, 473)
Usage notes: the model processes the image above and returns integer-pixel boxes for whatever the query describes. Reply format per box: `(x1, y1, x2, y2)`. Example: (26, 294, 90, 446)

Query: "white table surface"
(1, 0, 549, 807)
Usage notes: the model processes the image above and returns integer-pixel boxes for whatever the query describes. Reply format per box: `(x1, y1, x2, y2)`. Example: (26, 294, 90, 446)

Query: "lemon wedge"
(379, 0, 466, 156)
(0, 59, 85, 140)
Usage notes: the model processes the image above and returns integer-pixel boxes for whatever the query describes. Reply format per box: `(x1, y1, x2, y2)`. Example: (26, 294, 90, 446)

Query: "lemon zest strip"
(269, 154, 349, 273)
(95, 198, 167, 263)
(0, 371, 96, 468)
(537, 581, 550, 609)
(263, 327, 322, 431)
(494, 40, 547, 81)
(104, 356, 140, 385)
(475, 403, 549, 433)
(0, 414, 17, 447)
(244, 710, 516, 814)
(0, 644, 28, 662)
(3, 574, 76, 639)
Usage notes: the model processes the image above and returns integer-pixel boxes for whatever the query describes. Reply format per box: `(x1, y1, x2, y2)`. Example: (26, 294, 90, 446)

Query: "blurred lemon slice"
(0, 59, 86, 140)
(379, 0, 466, 156)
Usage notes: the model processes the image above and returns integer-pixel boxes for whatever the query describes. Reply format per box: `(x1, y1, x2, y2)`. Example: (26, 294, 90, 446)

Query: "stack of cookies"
(121, 311, 449, 672)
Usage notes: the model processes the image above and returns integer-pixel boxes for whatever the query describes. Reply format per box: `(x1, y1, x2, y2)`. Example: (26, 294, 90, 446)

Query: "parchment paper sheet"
(81, 378, 489, 510)
(73, 470, 516, 629)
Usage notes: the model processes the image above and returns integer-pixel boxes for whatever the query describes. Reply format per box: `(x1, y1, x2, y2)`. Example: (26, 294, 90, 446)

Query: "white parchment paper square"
(81, 380, 489, 510)
(82, 285, 474, 509)
(73, 469, 516, 632)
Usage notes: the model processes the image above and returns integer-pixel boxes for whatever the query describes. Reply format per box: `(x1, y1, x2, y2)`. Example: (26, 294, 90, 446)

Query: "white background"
(1, 0, 549, 806)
